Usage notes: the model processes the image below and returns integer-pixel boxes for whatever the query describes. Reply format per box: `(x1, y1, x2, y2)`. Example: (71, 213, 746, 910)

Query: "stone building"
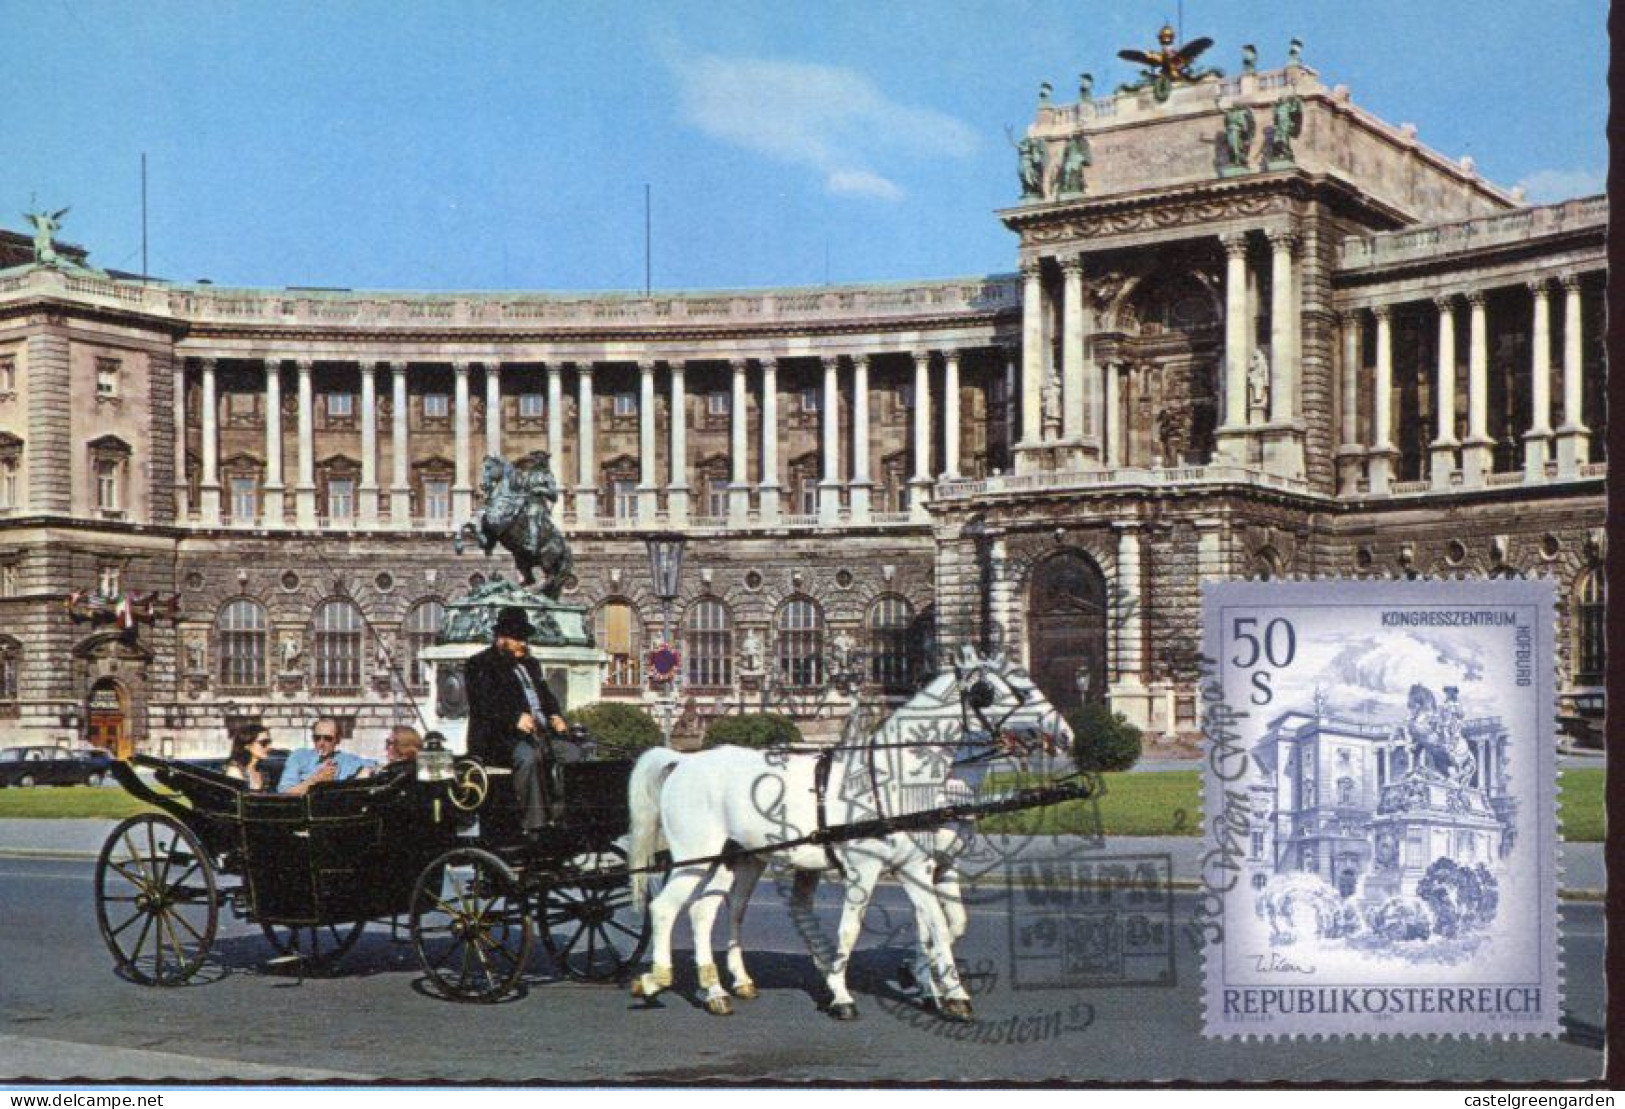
(0, 44, 1605, 759)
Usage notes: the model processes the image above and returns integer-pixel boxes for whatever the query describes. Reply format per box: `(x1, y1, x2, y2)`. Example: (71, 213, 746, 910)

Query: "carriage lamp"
(643, 533, 687, 745)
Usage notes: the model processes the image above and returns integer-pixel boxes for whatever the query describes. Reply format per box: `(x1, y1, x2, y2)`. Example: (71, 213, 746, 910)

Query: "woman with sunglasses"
(224, 724, 275, 792)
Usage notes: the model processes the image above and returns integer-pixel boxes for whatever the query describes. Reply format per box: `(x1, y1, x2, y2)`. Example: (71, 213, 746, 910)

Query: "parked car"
(0, 745, 116, 787)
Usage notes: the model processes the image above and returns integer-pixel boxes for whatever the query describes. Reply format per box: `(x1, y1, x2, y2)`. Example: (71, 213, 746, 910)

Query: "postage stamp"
(1200, 579, 1559, 1038)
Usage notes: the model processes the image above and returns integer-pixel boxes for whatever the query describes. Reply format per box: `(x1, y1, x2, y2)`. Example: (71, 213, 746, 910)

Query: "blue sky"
(2, 0, 1607, 291)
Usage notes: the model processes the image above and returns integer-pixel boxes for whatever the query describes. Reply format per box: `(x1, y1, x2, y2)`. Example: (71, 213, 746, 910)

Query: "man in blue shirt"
(278, 716, 374, 795)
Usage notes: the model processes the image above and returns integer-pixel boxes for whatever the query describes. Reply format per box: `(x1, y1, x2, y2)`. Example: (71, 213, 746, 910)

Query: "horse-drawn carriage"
(94, 748, 651, 1002)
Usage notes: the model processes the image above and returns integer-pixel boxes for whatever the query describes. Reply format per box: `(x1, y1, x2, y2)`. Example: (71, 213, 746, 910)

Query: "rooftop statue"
(1078, 72, 1094, 100)
(1268, 96, 1304, 163)
(24, 206, 70, 266)
(1241, 44, 1258, 76)
(1009, 128, 1047, 200)
(1223, 104, 1256, 169)
(1117, 23, 1220, 102)
(453, 451, 574, 599)
(1057, 133, 1091, 197)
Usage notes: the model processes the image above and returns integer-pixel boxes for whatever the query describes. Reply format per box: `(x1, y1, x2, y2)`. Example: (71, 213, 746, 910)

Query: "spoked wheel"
(95, 813, 219, 986)
(411, 847, 533, 1002)
(540, 843, 652, 982)
(259, 920, 366, 973)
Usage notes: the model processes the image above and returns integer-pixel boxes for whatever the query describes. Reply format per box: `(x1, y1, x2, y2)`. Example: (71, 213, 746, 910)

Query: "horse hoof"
(733, 982, 759, 1001)
(705, 996, 735, 1017)
(939, 999, 975, 1023)
(829, 1002, 860, 1022)
(631, 977, 655, 999)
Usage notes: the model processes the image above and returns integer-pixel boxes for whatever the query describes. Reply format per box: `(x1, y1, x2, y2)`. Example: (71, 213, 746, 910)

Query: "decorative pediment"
(72, 630, 155, 663)
(86, 434, 133, 458)
(0, 432, 22, 454)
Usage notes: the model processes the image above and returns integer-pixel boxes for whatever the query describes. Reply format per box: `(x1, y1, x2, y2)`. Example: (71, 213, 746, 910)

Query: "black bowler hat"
(493, 607, 536, 641)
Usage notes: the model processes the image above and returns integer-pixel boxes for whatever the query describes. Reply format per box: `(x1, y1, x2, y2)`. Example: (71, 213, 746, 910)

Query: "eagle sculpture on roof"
(1117, 24, 1219, 101)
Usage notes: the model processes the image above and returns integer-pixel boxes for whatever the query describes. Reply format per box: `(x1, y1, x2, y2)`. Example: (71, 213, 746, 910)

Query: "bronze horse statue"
(454, 454, 574, 599)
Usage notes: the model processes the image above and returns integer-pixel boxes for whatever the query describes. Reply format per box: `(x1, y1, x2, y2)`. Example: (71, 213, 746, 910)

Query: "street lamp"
(644, 533, 687, 744)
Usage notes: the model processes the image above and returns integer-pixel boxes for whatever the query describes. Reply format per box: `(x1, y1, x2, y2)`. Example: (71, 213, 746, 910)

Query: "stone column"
(359, 361, 379, 525)
(1336, 314, 1363, 494)
(1109, 522, 1150, 729)
(484, 363, 502, 460)
(1105, 361, 1124, 468)
(1016, 259, 1045, 470)
(1216, 232, 1250, 462)
(262, 358, 285, 525)
(1555, 275, 1589, 475)
(1430, 296, 1460, 490)
(546, 362, 563, 465)
(759, 358, 782, 523)
(637, 360, 658, 523)
(942, 350, 962, 478)
(389, 362, 410, 527)
(198, 357, 221, 525)
(847, 356, 871, 522)
(1368, 307, 1397, 495)
(1524, 279, 1554, 482)
(173, 358, 190, 520)
(668, 360, 690, 526)
(1460, 292, 1493, 486)
(295, 358, 317, 527)
(1060, 255, 1087, 454)
(818, 355, 843, 523)
(1267, 228, 1299, 421)
(452, 362, 473, 519)
(729, 359, 751, 524)
(1002, 345, 1019, 459)
(909, 349, 933, 519)
(575, 363, 598, 520)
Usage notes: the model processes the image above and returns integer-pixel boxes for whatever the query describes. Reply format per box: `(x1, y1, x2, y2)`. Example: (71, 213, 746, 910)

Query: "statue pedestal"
(418, 580, 606, 754)
(1362, 776, 1504, 905)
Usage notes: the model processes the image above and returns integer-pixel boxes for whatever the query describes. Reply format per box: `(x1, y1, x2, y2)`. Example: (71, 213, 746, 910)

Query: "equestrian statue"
(454, 452, 574, 599)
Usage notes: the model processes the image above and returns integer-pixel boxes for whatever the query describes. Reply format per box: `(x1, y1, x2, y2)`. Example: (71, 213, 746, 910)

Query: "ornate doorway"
(1025, 550, 1109, 720)
(87, 678, 128, 758)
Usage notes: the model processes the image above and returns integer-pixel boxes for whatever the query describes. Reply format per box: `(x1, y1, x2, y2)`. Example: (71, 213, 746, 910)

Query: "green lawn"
(983, 767, 1605, 841)
(0, 767, 1605, 843)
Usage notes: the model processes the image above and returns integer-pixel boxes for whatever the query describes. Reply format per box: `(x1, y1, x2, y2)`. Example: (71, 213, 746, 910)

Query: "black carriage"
(94, 750, 652, 1002)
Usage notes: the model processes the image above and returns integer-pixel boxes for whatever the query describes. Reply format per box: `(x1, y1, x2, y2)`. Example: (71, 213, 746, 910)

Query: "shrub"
(1367, 896, 1435, 942)
(703, 712, 803, 750)
(1065, 703, 1143, 773)
(1416, 857, 1500, 938)
(572, 701, 663, 755)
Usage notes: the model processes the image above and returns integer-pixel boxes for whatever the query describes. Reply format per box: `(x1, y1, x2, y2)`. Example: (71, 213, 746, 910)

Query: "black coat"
(464, 644, 564, 767)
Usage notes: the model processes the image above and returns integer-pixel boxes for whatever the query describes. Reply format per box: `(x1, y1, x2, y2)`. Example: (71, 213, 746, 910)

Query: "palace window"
(402, 598, 444, 692)
(230, 476, 257, 521)
(596, 600, 643, 689)
(98, 565, 121, 596)
(0, 357, 14, 394)
(707, 391, 730, 416)
(326, 392, 354, 419)
(216, 598, 268, 690)
(312, 598, 365, 693)
(776, 597, 824, 689)
(706, 479, 729, 519)
(87, 436, 132, 517)
(867, 595, 918, 692)
(95, 460, 120, 512)
(422, 393, 450, 420)
(518, 393, 545, 420)
(0, 638, 17, 716)
(0, 456, 17, 509)
(612, 479, 637, 519)
(613, 392, 638, 418)
(327, 478, 355, 522)
(685, 598, 733, 688)
(95, 358, 120, 400)
(799, 388, 819, 414)
(1575, 566, 1605, 684)
(0, 562, 16, 597)
(422, 479, 451, 522)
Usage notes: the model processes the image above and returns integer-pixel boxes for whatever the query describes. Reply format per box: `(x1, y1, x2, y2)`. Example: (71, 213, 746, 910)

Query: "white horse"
(626, 649, 1070, 1021)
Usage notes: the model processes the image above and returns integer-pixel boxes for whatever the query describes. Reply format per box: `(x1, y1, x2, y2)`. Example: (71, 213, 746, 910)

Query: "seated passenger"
(279, 716, 374, 796)
(369, 725, 423, 781)
(223, 724, 275, 792)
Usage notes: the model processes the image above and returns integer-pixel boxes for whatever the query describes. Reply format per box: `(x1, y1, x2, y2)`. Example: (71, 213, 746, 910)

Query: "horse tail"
(628, 747, 683, 911)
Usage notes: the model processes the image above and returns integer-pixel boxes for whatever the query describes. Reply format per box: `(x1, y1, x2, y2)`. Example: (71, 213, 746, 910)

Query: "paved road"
(0, 856, 1603, 1084)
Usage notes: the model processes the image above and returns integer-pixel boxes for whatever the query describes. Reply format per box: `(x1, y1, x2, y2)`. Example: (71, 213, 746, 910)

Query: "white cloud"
(670, 52, 978, 202)
(1516, 168, 1605, 203)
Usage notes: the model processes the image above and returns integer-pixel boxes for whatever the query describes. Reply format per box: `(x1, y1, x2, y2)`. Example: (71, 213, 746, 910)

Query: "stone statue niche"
(1116, 272, 1222, 466)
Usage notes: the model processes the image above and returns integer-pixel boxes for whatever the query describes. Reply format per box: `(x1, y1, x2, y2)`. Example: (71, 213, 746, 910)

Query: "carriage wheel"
(95, 814, 219, 986)
(259, 920, 366, 972)
(411, 847, 532, 1002)
(539, 843, 652, 982)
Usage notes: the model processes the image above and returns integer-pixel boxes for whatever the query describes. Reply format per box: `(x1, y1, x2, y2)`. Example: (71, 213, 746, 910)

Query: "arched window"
(216, 599, 268, 690)
(596, 600, 643, 689)
(685, 598, 733, 688)
(402, 599, 445, 692)
(313, 599, 364, 693)
(776, 597, 823, 689)
(867, 595, 916, 692)
(1575, 566, 1605, 684)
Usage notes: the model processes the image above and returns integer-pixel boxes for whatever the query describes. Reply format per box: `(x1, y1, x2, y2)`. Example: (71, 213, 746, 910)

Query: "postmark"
(1200, 579, 1559, 1038)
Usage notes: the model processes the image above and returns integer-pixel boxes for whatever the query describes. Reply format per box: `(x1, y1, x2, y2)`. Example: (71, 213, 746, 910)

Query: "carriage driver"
(464, 606, 573, 834)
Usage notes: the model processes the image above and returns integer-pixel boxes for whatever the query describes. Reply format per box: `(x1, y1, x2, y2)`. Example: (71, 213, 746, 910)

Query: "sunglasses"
(312, 732, 339, 742)
(252, 737, 272, 747)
